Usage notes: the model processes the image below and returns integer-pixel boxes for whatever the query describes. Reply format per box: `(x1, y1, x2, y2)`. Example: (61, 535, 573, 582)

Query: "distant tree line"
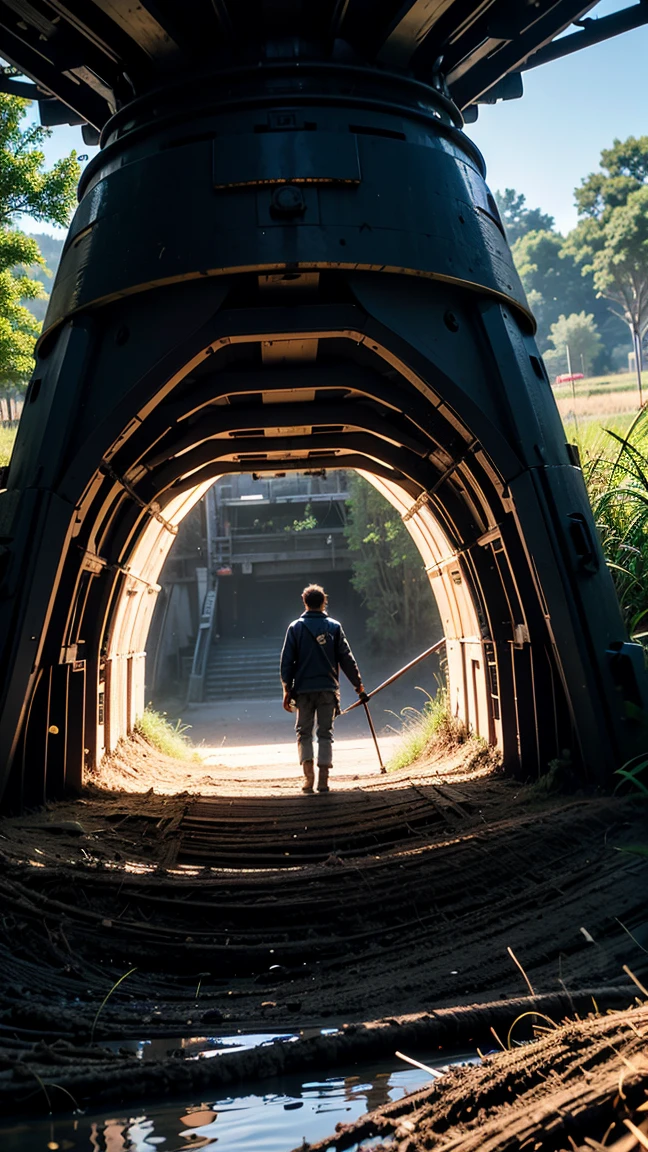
(497, 135, 648, 380)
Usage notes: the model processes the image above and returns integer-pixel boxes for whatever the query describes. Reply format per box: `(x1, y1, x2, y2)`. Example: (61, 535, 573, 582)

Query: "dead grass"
(556, 391, 641, 420)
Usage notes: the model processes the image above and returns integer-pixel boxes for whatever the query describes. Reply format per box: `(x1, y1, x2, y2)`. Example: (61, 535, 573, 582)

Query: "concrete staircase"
(204, 637, 282, 701)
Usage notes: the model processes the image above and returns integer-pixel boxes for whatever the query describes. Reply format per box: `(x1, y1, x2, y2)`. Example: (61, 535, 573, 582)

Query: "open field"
(552, 373, 643, 441)
(552, 369, 644, 439)
(552, 369, 640, 400)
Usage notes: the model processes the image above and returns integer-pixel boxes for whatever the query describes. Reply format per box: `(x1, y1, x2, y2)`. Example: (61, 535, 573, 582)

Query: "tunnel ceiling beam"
(139, 431, 441, 503)
(0, 1, 635, 130)
(144, 400, 430, 469)
(519, 4, 648, 73)
(163, 456, 414, 498)
(113, 360, 464, 484)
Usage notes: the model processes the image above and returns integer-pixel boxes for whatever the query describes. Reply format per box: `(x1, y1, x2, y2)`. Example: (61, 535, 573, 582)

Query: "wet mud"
(302, 1004, 648, 1152)
(0, 734, 646, 1147)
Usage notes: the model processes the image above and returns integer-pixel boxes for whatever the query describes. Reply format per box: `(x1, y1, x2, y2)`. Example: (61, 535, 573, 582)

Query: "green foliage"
(386, 683, 468, 771)
(284, 502, 317, 532)
(614, 754, 648, 798)
(135, 707, 200, 761)
(579, 409, 648, 638)
(0, 94, 79, 228)
(589, 188, 648, 341)
(545, 312, 602, 377)
(566, 137, 648, 371)
(0, 227, 45, 383)
(574, 136, 648, 222)
(0, 95, 79, 388)
(511, 229, 607, 354)
(344, 474, 440, 651)
(495, 188, 554, 245)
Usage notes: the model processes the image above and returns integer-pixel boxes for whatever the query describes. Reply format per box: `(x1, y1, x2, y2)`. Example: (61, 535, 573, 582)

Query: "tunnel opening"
(0, 48, 643, 814)
(2, 268, 591, 811)
(97, 462, 451, 796)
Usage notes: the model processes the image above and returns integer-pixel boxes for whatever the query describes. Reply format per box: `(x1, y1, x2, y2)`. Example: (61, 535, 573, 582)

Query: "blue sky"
(466, 1, 648, 234)
(21, 0, 648, 239)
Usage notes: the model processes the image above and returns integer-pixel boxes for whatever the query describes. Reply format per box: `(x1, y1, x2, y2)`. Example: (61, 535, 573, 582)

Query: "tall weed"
(579, 409, 648, 639)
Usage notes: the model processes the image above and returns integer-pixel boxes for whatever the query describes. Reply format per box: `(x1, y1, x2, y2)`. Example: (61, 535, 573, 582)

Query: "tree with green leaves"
(344, 474, 440, 652)
(573, 136, 648, 220)
(0, 93, 79, 389)
(566, 136, 648, 404)
(512, 230, 594, 350)
(544, 312, 602, 379)
(494, 188, 555, 246)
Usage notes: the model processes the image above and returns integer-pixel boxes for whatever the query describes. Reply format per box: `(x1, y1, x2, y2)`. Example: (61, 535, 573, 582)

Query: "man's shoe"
(317, 765, 330, 793)
(302, 760, 315, 793)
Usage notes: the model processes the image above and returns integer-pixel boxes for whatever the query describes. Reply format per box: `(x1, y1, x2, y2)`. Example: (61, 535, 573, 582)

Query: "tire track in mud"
(0, 772, 645, 1039)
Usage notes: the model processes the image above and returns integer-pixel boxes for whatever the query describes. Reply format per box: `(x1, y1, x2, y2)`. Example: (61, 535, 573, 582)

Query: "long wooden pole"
(363, 700, 386, 774)
(340, 637, 447, 716)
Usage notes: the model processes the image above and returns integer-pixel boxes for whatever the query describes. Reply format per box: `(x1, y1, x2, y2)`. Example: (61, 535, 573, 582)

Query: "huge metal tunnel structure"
(0, 0, 647, 810)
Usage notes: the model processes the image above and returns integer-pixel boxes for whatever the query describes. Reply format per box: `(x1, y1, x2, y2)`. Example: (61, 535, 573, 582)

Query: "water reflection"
(1, 1053, 477, 1151)
(110, 1030, 324, 1062)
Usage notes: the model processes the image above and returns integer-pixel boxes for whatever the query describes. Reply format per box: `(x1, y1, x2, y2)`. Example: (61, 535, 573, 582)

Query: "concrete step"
(206, 676, 277, 687)
(204, 639, 282, 700)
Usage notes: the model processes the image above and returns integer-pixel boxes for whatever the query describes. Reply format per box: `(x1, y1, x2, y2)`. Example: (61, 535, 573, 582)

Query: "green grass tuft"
(134, 706, 201, 761)
(385, 683, 467, 772)
(578, 408, 648, 640)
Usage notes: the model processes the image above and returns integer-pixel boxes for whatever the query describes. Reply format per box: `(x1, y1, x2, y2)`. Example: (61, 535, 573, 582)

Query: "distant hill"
(24, 232, 65, 324)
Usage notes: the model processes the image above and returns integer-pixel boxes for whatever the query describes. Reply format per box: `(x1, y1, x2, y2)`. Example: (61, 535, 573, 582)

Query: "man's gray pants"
(295, 691, 337, 766)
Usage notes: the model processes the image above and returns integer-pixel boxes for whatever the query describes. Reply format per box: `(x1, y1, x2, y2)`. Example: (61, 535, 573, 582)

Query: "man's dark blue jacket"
(280, 610, 362, 696)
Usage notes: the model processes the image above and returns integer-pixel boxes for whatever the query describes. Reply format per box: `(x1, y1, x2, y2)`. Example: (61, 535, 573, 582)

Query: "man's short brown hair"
(302, 583, 327, 610)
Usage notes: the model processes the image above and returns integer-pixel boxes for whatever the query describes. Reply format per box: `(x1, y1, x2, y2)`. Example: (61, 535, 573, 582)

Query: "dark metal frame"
(0, 8, 645, 809)
(0, 2, 646, 130)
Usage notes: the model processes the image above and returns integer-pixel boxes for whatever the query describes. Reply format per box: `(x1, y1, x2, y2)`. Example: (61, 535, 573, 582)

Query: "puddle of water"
(106, 1028, 340, 1062)
(0, 1049, 479, 1151)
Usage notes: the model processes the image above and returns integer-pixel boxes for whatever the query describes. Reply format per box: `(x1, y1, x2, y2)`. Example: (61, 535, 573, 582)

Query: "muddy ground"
(0, 733, 646, 1147)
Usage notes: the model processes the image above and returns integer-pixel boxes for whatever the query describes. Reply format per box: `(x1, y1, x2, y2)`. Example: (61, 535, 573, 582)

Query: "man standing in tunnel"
(281, 584, 366, 793)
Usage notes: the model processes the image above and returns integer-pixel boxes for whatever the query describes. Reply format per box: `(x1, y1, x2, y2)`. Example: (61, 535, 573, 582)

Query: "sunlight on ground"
(95, 733, 401, 794)
(199, 733, 401, 775)
(93, 728, 495, 796)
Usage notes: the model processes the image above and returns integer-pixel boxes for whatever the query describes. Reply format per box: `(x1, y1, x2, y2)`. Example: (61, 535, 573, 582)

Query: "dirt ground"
(0, 731, 646, 1148)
